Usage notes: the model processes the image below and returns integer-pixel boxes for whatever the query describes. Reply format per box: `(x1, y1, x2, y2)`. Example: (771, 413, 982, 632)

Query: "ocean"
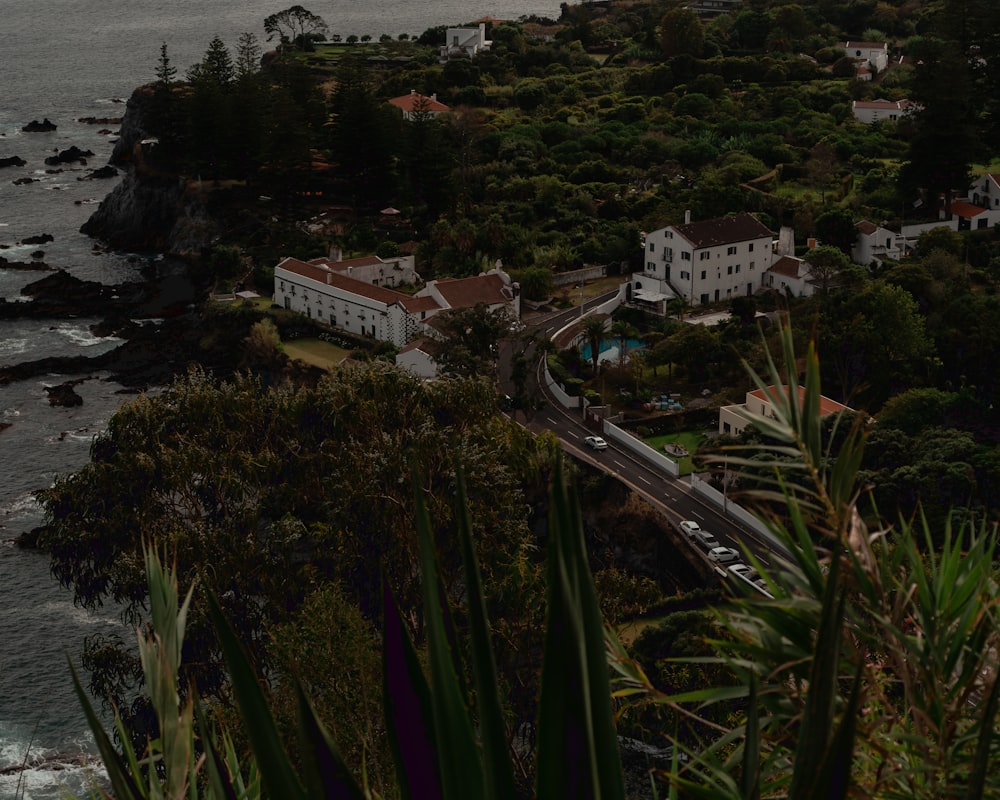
(0, 1, 560, 796)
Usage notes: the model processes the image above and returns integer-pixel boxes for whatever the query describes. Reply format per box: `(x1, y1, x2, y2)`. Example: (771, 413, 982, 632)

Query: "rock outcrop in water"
(80, 87, 218, 253)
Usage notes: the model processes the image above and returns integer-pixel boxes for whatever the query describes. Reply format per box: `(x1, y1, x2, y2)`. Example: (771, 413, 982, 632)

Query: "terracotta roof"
(387, 92, 449, 114)
(308, 255, 382, 272)
(853, 99, 914, 111)
(398, 337, 444, 356)
(401, 295, 440, 313)
(769, 256, 806, 279)
(950, 200, 987, 218)
(749, 385, 851, 416)
(277, 257, 424, 307)
(673, 213, 773, 249)
(428, 273, 511, 309)
(856, 220, 878, 235)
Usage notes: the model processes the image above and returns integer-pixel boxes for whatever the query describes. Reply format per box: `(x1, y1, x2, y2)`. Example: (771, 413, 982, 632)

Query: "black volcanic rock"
(21, 233, 53, 245)
(22, 118, 57, 132)
(45, 146, 93, 166)
(0, 156, 26, 168)
(79, 165, 118, 180)
(44, 379, 85, 407)
(12, 177, 37, 185)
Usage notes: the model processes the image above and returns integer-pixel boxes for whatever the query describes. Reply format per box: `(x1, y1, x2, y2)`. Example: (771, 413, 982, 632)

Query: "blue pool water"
(579, 338, 644, 362)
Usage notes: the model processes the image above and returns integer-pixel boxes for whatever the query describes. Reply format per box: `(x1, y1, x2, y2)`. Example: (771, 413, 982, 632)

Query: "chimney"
(684, 209, 691, 224)
(431, 93, 437, 102)
(329, 245, 342, 262)
(410, 88, 416, 95)
(326, 270, 332, 285)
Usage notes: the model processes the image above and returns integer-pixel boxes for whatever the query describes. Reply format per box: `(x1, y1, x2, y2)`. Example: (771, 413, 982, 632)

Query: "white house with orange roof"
(273, 255, 519, 350)
(852, 220, 904, 265)
(387, 90, 450, 121)
(719, 385, 853, 437)
(851, 98, 917, 124)
(764, 255, 814, 297)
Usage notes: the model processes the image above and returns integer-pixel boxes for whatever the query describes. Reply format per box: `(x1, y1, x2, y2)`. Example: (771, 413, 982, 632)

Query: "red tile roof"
(856, 220, 878, 235)
(769, 256, 806, 279)
(674, 213, 773, 248)
(749, 385, 851, 416)
(949, 200, 987, 218)
(387, 92, 449, 114)
(277, 257, 438, 311)
(429, 273, 511, 309)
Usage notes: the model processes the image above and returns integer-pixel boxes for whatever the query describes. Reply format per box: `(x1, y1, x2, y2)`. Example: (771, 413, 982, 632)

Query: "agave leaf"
(382, 579, 443, 800)
(68, 657, 146, 800)
(452, 463, 519, 800)
(536, 455, 625, 800)
(294, 681, 367, 800)
(195, 697, 242, 800)
(411, 467, 486, 799)
(206, 590, 308, 800)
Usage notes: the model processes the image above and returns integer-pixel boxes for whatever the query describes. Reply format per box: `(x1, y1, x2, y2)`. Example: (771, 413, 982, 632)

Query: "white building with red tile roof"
(839, 41, 889, 74)
(719, 385, 853, 437)
(387, 90, 450, 121)
(852, 220, 904, 265)
(851, 98, 917, 124)
(273, 255, 519, 351)
(635, 212, 775, 309)
(764, 255, 814, 297)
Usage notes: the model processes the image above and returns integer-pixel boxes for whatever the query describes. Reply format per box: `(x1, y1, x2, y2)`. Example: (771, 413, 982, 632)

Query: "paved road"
(500, 294, 778, 583)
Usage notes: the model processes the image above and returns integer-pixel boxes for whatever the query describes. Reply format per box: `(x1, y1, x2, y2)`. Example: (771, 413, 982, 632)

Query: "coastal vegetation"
(30, 0, 1000, 795)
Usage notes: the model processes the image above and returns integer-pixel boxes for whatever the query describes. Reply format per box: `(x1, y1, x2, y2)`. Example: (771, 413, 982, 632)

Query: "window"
(280, 281, 285, 291)
(748, 243, 754, 252)
(317, 308, 323, 317)
(666, 230, 673, 238)
(727, 266, 733, 275)
(700, 270, 706, 280)
(735, 264, 740, 273)
(750, 262, 755, 271)
(681, 251, 691, 261)
(727, 246, 737, 255)
(648, 242, 655, 252)
(647, 261, 655, 271)
(699, 251, 710, 261)
(680, 271, 690, 280)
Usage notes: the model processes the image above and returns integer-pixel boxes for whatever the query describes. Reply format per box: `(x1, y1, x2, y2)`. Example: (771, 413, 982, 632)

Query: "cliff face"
(81, 86, 219, 254)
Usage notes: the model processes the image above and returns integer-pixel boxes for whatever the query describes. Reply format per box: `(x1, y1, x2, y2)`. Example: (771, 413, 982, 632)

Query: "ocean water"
(0, 1, 560, 796)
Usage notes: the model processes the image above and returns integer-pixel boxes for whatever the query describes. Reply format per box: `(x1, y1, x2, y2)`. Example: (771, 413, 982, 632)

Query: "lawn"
(643, 430, 709, 476)
(282, 338, 351, 370)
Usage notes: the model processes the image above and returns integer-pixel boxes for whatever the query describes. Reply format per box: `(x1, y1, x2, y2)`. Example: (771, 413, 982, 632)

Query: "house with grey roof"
(633, 212, 775, 310)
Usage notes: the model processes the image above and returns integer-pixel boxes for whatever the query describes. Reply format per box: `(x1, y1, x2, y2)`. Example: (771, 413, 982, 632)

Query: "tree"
(805, 244, 865, 296)
(234, 31, 262, 79)
(581, 315, 608, 375)
(187, 36, 235, 86)
(428, 303, 517, 378)
(815, 208, 857, 254)
(659, 7, 704, 58)
(263, 5, 329, 50)
(41, 363, 539, 727)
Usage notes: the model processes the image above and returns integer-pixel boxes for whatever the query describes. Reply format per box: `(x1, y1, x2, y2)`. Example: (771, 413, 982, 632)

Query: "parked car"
(691, 530, 721, 552)
(584, 435, 608, 450)
(708, 546, 740, 563)
(727, 563, 759, 581)
(679, 520, 702, 535)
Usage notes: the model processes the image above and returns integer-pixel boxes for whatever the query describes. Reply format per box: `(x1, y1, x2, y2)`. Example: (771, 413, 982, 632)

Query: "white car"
(708, 546, 741, 564)
(727, 563, 759, 581)
(584, 435, 608, 450)
(679, 520, 702, 535)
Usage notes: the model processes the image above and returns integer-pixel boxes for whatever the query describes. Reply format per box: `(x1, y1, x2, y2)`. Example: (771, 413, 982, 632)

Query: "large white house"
(764, 255, 814, 297)
(839, 41, 889, 76)
(273, 255, 519, 350)
(853, 220, 904, 265)
(634, 213, 775, 309)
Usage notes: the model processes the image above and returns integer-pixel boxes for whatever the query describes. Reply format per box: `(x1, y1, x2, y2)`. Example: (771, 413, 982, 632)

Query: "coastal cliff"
(80, 86, 218, 254)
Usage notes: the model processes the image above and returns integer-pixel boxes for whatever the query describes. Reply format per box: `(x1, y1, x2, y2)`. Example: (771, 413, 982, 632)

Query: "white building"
(440, 24, 491, 60)
(764, 255, 814, 297)
(852, 220, 904, 265)
(851, 99, 917, 124)
(970, 173, 1000, 211)
(273, 256, 519, 350)
(839, 41, 889, 74)
(634, 213, 775, 308)
(719, 385, 853, 437)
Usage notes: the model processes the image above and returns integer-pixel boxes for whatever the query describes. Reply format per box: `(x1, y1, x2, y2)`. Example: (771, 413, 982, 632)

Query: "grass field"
(643, 430, 708, 476)
(282, 338, 351, 370)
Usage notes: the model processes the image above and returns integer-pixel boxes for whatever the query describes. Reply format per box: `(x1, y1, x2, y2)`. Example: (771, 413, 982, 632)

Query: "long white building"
(273, 255, 519, 348)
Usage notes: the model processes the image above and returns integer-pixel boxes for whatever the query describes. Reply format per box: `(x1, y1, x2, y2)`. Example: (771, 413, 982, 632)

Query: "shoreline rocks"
(0, 156, 27, 168)
(22, 118, 57, 132)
